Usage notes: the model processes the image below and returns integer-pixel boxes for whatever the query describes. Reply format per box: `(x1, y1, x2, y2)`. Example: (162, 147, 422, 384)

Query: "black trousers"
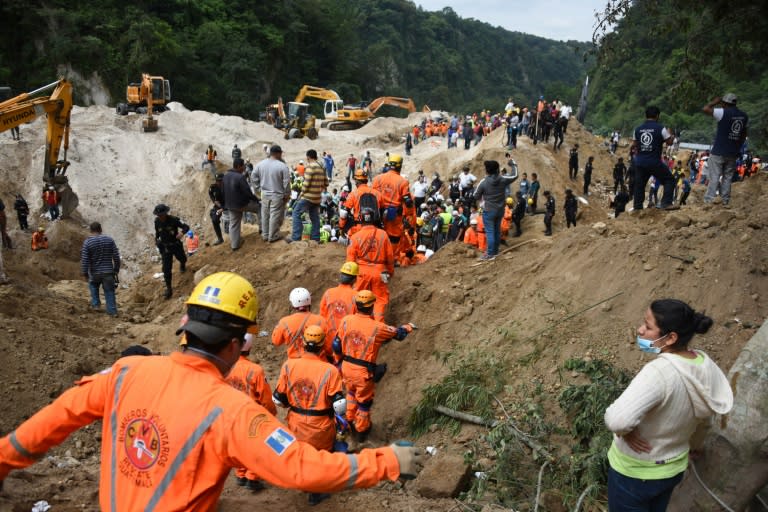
(160, 242, 186, 287)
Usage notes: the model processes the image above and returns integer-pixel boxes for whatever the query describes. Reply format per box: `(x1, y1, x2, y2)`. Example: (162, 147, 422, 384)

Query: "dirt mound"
(1, 105, 766, 511)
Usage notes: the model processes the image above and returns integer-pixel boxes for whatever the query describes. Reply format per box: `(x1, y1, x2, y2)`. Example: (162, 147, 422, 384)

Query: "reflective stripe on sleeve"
(345, 453, 359, 489)
(144, 407, 223, 512)
(9, 431, 41, 460)
(110, 366, 130, 512)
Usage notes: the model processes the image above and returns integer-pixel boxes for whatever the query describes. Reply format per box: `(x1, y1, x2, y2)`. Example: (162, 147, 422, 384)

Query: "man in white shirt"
(458, 166, 477, 199)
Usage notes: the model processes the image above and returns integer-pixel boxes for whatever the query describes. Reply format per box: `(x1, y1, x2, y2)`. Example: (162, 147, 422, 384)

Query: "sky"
(415, 0, 608, 42)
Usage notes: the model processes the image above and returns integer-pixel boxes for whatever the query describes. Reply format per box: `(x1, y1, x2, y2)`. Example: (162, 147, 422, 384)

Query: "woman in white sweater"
(604, 299, 733, 511)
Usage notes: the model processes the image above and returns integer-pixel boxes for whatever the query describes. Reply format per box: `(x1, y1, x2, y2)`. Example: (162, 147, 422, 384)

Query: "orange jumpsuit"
(0, 353, 402, 511)
(31, 231, 48, 251)
(275, 352, 344, 451)
(346, 225, 394, 321)
(339, 183, 383, 236)
(501, 205, 513, 241)
(372, 170, 411, 243)
(463, 226, 479, 249)
(272, 312, 329, 360)
(337, 313, 399, 434)
(411, 253, 427, 264)
(396, 228, 416, 265)
(475, 216, 488, 253)
(227, 355, 276, 481)
(319, 283, 358, 361)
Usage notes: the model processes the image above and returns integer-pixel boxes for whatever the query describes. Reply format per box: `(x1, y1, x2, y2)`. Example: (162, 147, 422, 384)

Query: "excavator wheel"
(307, 127, 318, 140)
(287, 128, 300, 139)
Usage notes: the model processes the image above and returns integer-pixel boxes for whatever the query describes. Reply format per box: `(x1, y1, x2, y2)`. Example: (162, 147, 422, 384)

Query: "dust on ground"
(0, 105, 766, 511)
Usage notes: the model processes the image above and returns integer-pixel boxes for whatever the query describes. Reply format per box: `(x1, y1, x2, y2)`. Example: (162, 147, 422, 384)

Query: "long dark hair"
(650, 299, 713, 348)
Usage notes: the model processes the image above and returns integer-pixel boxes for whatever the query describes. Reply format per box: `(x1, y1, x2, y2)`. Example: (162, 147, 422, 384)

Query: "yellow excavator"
(116, 74, 171, 132)
(0, 78, 78, 217)
(264, 84, 338, 139)
(325, 96, 416, 131)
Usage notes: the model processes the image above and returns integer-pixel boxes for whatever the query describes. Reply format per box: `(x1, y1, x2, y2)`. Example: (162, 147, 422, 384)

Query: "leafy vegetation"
(0, 0, 588, 120)
(587, 0, 768, 153)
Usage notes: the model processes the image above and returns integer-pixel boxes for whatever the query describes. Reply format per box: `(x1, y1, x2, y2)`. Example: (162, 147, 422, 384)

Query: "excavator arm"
(294, 85, 341, 103)
(368, 96, 417, 114)
(0, 78, 78, 216)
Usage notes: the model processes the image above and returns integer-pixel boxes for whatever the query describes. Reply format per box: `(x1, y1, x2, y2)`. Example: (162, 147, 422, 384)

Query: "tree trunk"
(668, 320, 768, 511)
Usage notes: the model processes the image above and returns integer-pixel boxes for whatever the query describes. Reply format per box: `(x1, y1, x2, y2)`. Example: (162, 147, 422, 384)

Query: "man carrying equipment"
(272, 287, 330, 360)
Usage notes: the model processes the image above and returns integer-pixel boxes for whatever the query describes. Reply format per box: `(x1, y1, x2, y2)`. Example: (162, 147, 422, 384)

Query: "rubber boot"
(164, 278, 172, 299)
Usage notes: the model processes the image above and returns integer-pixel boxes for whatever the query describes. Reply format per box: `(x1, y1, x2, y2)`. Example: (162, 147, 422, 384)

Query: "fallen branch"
(521, 291, 624, 344)
(434, 405, 554, 461)
(573, 484, 595, 512)
(534, 460, 550, 512)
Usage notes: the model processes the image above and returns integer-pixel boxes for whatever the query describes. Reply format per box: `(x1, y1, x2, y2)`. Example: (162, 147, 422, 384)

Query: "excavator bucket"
(143, 117, 158, 132)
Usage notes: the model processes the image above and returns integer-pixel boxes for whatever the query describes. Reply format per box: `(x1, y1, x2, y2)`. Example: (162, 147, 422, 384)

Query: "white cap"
(470, 218, 478, 225)
(299, 160, 304, 164)
(342, 185, 349, 192)
(416, 245, 427, 252)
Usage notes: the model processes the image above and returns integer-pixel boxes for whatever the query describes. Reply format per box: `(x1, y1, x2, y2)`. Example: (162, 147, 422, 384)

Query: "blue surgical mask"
(636, 334, 667, 354)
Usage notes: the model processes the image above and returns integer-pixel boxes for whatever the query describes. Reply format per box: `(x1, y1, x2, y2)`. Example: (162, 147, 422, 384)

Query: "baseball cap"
(722, 93, 738, 104)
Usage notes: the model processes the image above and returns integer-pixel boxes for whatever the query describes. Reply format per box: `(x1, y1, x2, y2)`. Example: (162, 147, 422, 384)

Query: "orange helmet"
(353, 168, 369, 182)
(354, 290, 376, 308)
(303, 325, 325, 348)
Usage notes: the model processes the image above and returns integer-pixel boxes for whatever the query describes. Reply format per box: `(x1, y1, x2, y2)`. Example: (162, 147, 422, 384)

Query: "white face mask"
(636, 334, 668, 354)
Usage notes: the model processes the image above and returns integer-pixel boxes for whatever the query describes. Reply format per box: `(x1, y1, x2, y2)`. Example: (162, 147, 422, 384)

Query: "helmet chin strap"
(185, 346, 236, 376)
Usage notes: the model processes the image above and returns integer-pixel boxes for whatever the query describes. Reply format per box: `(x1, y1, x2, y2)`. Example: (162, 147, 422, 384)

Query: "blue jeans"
(291, 199, 320, 241)
(482, 209, 503, 256)
(608, 466, 684, 512)
(89, 273, 117, 315)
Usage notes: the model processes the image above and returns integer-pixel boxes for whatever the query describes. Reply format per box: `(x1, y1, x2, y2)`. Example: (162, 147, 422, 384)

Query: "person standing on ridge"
(631, 106, 676, 210)
(288, 150, 328, 243)
(702, 93, 748, 206)
(208, 173, 225, 245)
(222, 157, 260, 251)
(253, 145, 291, 243)
(0, 271, 424, 509)
(153, 203, 188, 299)
(80, 221, 121, 317)
(12, 194, 29, 231)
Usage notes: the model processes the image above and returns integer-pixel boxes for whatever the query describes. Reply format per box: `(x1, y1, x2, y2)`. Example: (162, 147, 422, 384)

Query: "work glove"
(380, 272, 390, 284)
(394, 323, 415, 341)
(389, 441, 423, 480)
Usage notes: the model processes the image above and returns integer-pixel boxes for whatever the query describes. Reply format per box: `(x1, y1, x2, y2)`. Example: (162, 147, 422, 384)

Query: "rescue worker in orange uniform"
(318, 262, 359, 362)
(333, 290, 413, 441)
(339, 168, 382, 237)
(0, 272, 424, 509)
(273, 325, 346, 506)
(501, 197, 514, 243)
(226, 332, 276, 491)
(372, 153, 413, 250)
(31, 226, 48, 251)
(463, 218, 480, 249)
(475, 214, 488, 253)
(272, 287, 329, 360)
(346, 207, 395, 321)
(411, 245, 428, 264)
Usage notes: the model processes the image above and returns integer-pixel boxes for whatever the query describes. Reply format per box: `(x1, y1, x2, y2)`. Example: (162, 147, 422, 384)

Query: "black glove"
(114, 273, 120, 285)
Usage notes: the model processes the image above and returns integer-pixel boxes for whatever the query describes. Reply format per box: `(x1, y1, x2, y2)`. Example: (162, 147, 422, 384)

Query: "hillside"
(0, 0, 588, 116)
(0, 107, 766, 511)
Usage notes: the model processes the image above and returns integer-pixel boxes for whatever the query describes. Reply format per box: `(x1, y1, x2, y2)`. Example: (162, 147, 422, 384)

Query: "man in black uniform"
(153, 204, 189, 299)
(613, 158, 627, 194)
(511, 191, 525, 237)
(13, 194, 29, 231)
(543, 190, 555, 236)
(208, 173, 225, 245)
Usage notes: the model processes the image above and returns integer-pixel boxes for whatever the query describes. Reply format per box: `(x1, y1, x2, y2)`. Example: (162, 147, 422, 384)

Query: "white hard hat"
(470, 218, 478, 225)
(322, 224, 331, 231)
(416, 245, 427, 252)
(420, 211, 429, 220)
(342, 185, 349, 192)
(299, 160, 304, 164)
(289, 287, 311, 308)
(242, 333, 254, 352)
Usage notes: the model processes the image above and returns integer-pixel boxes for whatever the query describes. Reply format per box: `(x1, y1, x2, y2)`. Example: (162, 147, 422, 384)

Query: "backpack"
(357, 192, 382, 226)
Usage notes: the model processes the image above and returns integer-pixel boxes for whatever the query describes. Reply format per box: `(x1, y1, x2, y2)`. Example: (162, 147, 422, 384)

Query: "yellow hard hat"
(340, 261, 359, 276)
(506, 197, 514, 205)
(387, 153, 403, 171)
(38, 226, 46, 232)
(527, 197, 534, 205)
(355, 290, 376, 308)
(303, 324, 325, 347)
(182, 272, 259, 338)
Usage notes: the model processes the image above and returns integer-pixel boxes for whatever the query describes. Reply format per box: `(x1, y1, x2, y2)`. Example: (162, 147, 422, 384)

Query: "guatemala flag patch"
(265, 427, 295, 456)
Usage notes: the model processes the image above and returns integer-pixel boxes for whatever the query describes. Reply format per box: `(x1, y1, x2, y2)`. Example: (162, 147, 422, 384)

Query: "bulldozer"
(115, 74, 171, 132)
(325, 96, 416, 131)
(0, 78, 79, 216)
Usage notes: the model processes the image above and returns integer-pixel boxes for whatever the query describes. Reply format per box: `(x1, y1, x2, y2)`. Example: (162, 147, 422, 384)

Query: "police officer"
(631, 106, 675, 210)
(208, 173, 225, 245)
(153, 204, 189, 299)
(543, 190, 555, 236)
